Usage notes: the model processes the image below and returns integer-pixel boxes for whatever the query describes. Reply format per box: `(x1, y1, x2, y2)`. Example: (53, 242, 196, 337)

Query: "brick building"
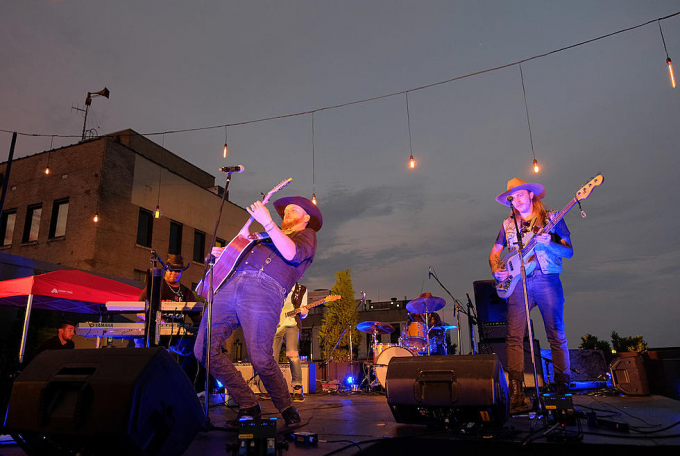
(0, 129, 253, 288)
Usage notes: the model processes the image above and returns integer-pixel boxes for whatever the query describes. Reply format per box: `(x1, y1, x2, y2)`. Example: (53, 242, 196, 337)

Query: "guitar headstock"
(576, 174, 604, 201)
(325, 295, 342, 303)
(262, 178, 293, 204)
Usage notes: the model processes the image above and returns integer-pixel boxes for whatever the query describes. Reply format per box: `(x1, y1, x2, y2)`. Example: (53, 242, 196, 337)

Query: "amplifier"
(478, 320, 535, 341)
(478, 339, 544, 387)
(235, 363, 316, 394)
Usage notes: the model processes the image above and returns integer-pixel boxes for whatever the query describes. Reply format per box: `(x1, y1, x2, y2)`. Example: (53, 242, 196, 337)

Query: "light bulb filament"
(668, 58, 676, 89)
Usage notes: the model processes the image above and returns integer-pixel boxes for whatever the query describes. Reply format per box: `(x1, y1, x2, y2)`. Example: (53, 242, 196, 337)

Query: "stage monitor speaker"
(385, 354, 509, 426)
(6, 347, 204, 456)
(473, 280, 507, 325)
(610, 354, 650, 396)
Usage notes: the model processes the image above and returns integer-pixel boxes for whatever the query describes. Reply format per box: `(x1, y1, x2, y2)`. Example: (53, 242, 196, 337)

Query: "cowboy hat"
(495, 178, 545, 206)
(273, 196, 323, 231)
(166, 254, 190, 271)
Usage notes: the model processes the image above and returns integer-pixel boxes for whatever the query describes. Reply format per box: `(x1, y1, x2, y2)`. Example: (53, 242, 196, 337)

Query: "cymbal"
(356, 321, 395, 334)
(406, 295, 446, 314)
(429, 324, 457, 331)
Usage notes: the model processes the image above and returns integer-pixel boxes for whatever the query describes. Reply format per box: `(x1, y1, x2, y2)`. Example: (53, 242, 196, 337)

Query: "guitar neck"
(522, 197, 577, 254)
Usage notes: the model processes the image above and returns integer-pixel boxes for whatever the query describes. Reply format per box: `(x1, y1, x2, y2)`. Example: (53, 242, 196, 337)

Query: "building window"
(215, 237, 226, 247)
(22, 204, 42, 243)
(1, 209, 17, 246)
(193, 229, 206, 263)
(133, 269, 148, 283)
(169, 220, 182, 254)
(136, 208, 153, 247)
(49, 198, 69, 238)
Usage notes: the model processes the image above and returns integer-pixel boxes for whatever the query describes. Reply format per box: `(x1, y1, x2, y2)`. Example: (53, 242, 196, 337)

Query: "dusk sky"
(2, 2, 679, 350)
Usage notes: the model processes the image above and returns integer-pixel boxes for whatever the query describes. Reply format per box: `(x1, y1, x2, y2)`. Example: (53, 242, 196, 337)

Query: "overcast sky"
(2, 1, 679, 349)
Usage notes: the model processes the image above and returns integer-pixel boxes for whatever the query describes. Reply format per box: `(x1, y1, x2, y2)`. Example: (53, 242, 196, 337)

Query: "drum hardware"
(406, 293, 446, 357)
(357, 321, 397, 389)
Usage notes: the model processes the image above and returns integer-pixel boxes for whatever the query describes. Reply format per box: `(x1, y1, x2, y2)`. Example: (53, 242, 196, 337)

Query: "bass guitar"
(494, 174, 604, 298)
(196, 178, 292, 298)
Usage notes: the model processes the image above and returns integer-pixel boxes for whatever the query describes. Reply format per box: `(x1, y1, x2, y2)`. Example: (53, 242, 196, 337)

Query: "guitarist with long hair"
(194, 195, 322, 427)
(489, 178, 573, 412)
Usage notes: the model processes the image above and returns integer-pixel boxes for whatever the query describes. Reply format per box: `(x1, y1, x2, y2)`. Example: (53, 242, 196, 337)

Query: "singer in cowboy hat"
(194, 195, 322, 427)
(489, 178, 573, 412)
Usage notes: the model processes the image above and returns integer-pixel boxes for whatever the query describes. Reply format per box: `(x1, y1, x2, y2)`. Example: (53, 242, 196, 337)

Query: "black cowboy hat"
(166, 254, 190, 271)
(273, 196, 323, 231)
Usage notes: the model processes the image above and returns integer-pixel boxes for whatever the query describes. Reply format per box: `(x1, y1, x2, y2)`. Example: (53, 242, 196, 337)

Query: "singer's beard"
(281, 215, 305, 231)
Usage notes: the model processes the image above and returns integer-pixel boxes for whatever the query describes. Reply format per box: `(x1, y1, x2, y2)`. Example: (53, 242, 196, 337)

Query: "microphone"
(428, 266, 433, 279)
(218, 165, 245, 173)
(506, 195, 513, 203)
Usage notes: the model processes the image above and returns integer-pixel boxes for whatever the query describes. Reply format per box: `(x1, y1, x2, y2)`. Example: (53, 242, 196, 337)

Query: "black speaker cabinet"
(478, 339, 544, 387)
(6, 347, 204, 456)
(610, 354, 650, 396)
(385, 354, 509, 426)
(473, 280, 507, 325)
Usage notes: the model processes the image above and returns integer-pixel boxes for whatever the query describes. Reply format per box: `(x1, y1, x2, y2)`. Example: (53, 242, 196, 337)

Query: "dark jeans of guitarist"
(505, 269, 570, 384)
(194, 270, 292, 412)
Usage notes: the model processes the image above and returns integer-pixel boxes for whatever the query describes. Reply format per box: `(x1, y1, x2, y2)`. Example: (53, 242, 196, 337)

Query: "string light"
(45, 136, 54, 175)
(4, 12, 679, 143)
(223, 126, 229, 158)
(311, 113, 317, 204)
(659, 21, 676, 88)
(405, 93, 416, 170)
(154, 167, 162, 218)
(519, 64, 540, 173)
(93, 213, 99, 223)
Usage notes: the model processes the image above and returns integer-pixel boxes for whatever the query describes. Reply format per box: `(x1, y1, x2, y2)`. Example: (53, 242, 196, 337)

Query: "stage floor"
(3, 388, 680, 455)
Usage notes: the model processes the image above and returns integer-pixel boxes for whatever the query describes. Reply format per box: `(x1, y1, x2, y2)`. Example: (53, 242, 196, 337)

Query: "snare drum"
(374, 346, 417, 388)
(401, 322, 427, 350)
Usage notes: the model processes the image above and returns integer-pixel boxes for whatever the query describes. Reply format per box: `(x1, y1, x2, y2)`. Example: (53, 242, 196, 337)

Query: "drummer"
(407, 311, 448, 355)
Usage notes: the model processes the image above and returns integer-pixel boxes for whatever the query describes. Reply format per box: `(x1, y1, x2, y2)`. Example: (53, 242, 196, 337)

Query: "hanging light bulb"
(45, 167, 50, 175)
(533, 158, 540, 173)
(668, 58, 676, 88)
(154, 205, 161, 219)
(312, 193, 317, 205)
(223, 143, 228, 158)
(409, 154, 417, 169)
(93, 213, 99, 223)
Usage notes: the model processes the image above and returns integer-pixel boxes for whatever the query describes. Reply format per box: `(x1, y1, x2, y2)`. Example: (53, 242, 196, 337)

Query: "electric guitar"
(196, 178, 293, 298)
(278, 295, 341, 328)
(494, 174, 604, 298)
(285, 294, 341, 318)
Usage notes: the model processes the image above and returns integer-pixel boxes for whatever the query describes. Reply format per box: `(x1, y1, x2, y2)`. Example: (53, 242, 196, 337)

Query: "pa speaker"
(385, 354, 510, 426)
(6, 347, 204, 456)
(610, 354, 650, 396)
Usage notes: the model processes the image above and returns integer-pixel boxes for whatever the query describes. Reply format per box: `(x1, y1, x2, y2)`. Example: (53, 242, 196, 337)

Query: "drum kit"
(357, 294, 457, 388)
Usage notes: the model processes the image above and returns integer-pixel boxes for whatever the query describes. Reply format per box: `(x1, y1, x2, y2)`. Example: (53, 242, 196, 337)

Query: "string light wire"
(519, 63, 538, 173)
(311, 113, 317, 204)
(1, 11, 678, 141)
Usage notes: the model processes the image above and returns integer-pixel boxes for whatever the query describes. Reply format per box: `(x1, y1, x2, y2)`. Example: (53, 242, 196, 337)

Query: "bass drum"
(374, 346, 416, 388)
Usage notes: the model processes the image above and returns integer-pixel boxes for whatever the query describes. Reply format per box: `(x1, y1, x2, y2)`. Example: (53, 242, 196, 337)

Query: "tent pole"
(19, 294, 34, 364)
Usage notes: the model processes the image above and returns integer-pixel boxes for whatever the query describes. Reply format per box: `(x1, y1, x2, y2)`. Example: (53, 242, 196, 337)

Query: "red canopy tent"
(0, 270, 142, 362)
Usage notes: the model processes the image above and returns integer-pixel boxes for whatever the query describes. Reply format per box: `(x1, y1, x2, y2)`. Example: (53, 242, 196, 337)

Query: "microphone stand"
(145, 251, 166, 348)
(428, 268, 464, 355)
(466, 293, 478, 355)
(508, 200, 543, 418)
(327, 292, 365, 365)
(196, 172, 233, 427)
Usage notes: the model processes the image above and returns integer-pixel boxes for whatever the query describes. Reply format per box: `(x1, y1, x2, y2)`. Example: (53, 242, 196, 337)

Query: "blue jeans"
(193, 270, 292, 411)
(273, 325, 302, 388)
(506, 270, 570, 383)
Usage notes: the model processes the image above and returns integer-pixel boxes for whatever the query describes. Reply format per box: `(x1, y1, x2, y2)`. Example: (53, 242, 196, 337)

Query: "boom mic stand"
(428, 267, 464, 354)
(196, 172, 234, 427)
(327, 292, 365, 365)
(145, 251, 166, 348)
(508, 200, 543, 418)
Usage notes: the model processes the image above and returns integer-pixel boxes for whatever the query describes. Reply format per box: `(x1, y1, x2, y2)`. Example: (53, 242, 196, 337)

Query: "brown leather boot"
(508, 378, 527, 413)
